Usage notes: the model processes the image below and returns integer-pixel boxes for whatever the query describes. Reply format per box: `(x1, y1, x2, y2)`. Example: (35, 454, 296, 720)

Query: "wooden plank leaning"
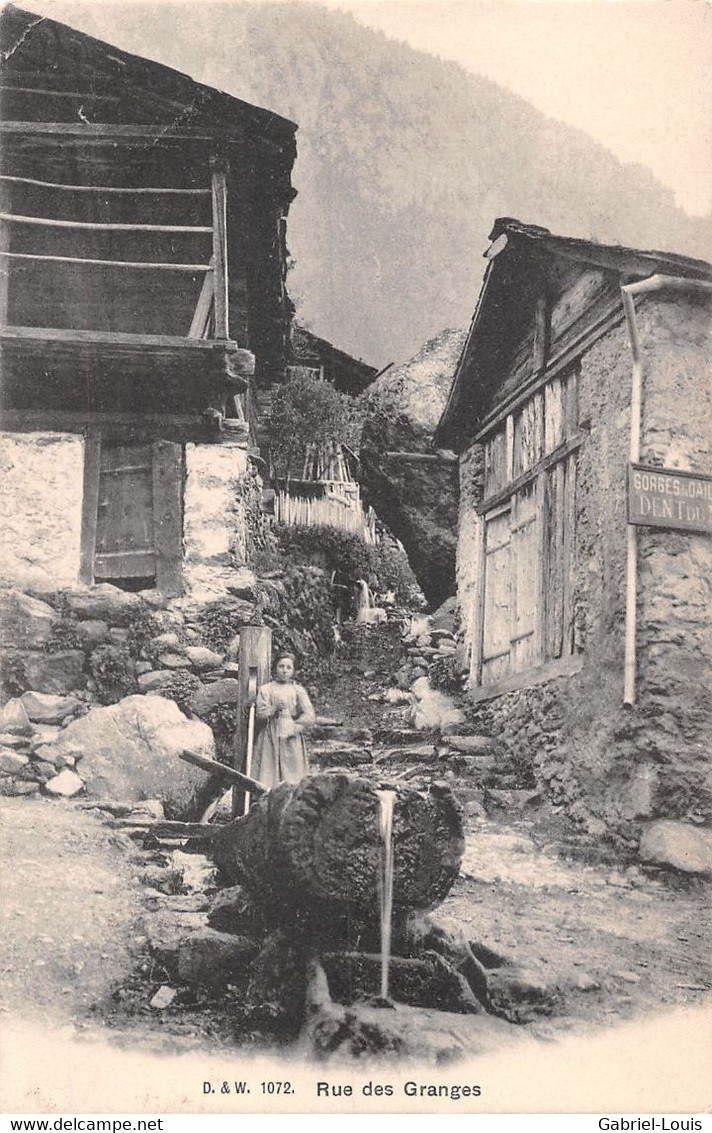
(178, 748, 268, 796)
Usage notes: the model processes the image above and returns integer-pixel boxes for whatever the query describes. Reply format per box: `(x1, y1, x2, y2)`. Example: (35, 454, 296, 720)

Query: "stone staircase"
(309, 718, 541, 821)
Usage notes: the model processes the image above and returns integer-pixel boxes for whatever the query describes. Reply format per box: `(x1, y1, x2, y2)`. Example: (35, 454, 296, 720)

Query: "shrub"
(0, 652, 28, 697)
(268, 373, 363, 477)
(195, 599, 262, 655)
(157, 671, 201, 716)
(274, 525, 420, 607)
(89, 643, 138, 704)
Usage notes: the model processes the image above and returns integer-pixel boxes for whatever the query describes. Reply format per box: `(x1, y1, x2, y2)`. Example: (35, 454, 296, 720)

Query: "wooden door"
(94, 443, 156, 584)
(481, 507, 511, 686)
(510, 482, 540, 673)
(81, 438, 183, 595)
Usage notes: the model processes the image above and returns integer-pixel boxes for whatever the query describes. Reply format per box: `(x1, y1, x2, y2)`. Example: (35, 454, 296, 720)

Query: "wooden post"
(232, 625, 272, 816)
(211, 162, 229, 341)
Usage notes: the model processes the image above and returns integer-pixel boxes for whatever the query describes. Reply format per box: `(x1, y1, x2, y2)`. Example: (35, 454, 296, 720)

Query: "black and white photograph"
(0, 0, 710, 1120)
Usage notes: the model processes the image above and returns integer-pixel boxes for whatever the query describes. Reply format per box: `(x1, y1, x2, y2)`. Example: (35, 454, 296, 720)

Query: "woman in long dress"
(251, 651, 316, 789)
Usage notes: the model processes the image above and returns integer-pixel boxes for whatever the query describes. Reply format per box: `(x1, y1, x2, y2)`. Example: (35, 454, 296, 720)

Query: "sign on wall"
(628, 463, 712, 534)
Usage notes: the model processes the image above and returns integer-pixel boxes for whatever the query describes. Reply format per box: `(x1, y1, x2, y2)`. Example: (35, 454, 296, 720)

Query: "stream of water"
(376, 789, 396, 1000)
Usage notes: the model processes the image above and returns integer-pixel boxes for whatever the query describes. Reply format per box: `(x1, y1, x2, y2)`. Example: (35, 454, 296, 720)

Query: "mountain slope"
(24, 2, 712, 365)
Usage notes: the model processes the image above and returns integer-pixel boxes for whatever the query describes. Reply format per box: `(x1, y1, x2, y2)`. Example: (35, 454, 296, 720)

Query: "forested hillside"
(26, 1, 712, 365)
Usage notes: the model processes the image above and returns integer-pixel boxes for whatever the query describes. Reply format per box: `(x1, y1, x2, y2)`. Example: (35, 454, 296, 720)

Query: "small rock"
(570, 972, 601, 992)
(0, 779, 40, 796)
(44, 769, 84, 797)
(0, 699, 33, 736)
(28, 727, 60, 750)
(487, 966, 557, 1023)
(148, 632, 182, 656)
(20, 692, 82, 724)
(149, 985, 177, 1010)
(485, 788, 542, 811)
(176, 927, 257, 987)
(137, 670, 174, 691)
(63, 584, 142, 626)
(0, 590, 56, 647)
(184, 646, 223, 671)
(0, 732, 31, 748)
(158, 653, 192, 670)
(190, 678, 240, 715)
(383, 688, 411, 706)
(207, 885, 260, 935)
(446, 735, 492, 754)
(135, 661, 153, 675)
(28, 760, 57, 782)
(639, 820, 712, 876)
(0, 749, 29, 773)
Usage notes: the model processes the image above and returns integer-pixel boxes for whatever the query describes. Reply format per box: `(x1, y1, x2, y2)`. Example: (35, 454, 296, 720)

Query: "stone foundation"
(183, 441, 253, 600)
(0, 432, 84, 590)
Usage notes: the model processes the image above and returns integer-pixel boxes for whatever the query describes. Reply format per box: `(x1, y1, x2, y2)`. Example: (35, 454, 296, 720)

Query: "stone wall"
(459, 290, 712, 841)
(182, 441, 252, 600)
(456, 444, 484, 674)
(0, 432, 84, 590)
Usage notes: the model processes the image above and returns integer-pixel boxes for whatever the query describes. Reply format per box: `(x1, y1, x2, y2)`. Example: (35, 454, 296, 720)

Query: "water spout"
(376, 789, 396, 1001)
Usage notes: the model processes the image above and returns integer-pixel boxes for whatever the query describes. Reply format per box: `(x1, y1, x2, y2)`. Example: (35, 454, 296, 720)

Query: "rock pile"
(0, 692, 215, 818)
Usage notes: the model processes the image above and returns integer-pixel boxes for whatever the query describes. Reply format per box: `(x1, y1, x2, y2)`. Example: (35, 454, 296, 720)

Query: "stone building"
(435, 219, 711, 838)
(0, 4, 297, 601)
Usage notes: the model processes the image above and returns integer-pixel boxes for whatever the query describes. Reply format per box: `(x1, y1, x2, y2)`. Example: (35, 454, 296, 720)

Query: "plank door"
(481, 507, 511, 686)
(509, 482, 540, 672)
(94, 443, 157, 586)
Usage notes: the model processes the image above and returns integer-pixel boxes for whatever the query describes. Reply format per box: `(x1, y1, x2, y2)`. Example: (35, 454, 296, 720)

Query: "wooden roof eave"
(1, 5, 298, 150)
(434, 257, 498, 451)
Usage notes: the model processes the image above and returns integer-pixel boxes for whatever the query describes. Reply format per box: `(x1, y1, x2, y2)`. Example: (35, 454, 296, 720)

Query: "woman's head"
(273, 651, 296, 682)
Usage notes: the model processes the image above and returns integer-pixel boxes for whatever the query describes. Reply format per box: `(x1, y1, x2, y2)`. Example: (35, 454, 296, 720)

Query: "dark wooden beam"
(211, 167, 229, 339)
(0, 251, 212, 271)
(0, 211, 212, 234)
(0, 325, 237, 352)
(0, 174, 210, 195)
(1, 121, 241, 141)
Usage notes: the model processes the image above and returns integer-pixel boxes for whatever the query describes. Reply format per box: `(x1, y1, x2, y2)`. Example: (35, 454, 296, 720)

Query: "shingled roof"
(435, 219, 712, 448)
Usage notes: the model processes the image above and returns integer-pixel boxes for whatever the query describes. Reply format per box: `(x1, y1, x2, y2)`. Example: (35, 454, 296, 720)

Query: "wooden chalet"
(0, 5, 297, 597)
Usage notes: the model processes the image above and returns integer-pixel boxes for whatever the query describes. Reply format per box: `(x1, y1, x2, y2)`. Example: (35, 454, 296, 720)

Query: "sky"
(22, 0, 712, 216)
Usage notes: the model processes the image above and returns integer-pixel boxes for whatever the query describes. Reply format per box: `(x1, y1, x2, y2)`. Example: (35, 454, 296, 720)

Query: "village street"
(2, 791, 711, 1112)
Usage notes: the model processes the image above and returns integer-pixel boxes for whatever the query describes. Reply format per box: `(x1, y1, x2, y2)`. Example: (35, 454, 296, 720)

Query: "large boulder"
(44, 694, 216, 819)
(0, 590, 56, 648)
(359, 329, 466, 607)
(639, 820, 712, 875)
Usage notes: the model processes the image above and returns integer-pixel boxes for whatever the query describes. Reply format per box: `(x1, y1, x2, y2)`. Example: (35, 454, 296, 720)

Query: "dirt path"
(0, 796, 144, 1023)
(1, 794, 710, 1113)
(442, 814, 712, 1034)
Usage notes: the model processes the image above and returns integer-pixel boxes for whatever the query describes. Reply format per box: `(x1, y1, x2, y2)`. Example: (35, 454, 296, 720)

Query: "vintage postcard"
(0, 0, 710, 1121)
